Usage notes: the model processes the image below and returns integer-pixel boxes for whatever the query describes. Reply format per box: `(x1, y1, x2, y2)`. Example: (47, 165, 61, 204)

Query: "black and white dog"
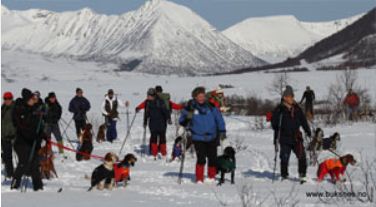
(308, 128, 341, 151)
(216, 146, 236, 185)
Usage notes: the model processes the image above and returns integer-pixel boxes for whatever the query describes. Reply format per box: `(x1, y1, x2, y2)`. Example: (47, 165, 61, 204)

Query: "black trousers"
(279, 142, 307, 177)
(193, 139, 217, 167)
(12, 143, 43, 190)
(150, 129, 167, 145)
(1, 139, 14, 177)
(74, 119, 86, 138)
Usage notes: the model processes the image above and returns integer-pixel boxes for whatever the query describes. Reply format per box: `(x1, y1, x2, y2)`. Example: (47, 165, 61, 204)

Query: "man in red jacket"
(343, 89, 360, 121)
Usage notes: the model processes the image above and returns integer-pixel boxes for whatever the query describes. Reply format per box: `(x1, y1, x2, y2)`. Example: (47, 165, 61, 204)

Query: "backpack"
(158, 93, 171, 111)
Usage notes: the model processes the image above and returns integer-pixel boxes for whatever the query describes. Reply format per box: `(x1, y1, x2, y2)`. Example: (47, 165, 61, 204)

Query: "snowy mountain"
(223, 14, 362, 63)
(1, 0, 266, 75)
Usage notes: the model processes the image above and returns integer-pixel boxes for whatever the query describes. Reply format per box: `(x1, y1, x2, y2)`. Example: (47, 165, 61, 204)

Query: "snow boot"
(299, 174, 307, 184)
(208, 166, 216, 179)
(196, 165, 204, 183)
(160, 144, 167, 156)
(151, 143, 158, 158)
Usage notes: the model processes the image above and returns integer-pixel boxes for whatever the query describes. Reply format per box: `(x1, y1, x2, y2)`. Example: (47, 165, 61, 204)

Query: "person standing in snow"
(271, 85, 311, 183)
(1, 92, 16, 178)
(101, 89, 127, 143)
(11, 88, 44, 191)
(68, 88, 91, 138)
(44, 92, 64, 154)
(343, 89, 360, 121)
(206, 87, 230, 113)
(136, 88, 171, 159)
(299, 86, 315, 121)
(179, 87, 226, 183)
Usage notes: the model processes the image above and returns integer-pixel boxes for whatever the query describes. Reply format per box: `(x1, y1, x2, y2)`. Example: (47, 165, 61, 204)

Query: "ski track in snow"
(2, 51, 376, 206)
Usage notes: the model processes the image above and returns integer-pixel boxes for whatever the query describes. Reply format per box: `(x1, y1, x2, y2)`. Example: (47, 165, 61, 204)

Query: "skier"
(343, 89, 360, 121)
(206, 87, 230, 113)
(299, 86, 315, 121)
(155, 85, 183, 113)
(44, 92, 64, 154)
(11, 88, 44, 191)
(179, 87, 226, 183)
(272, 85, 311, 183)
(68, 88, 91, 138)
(136, 88, 171, 159)
(101, 89, 127, 143)
(1, 92, 16, 178)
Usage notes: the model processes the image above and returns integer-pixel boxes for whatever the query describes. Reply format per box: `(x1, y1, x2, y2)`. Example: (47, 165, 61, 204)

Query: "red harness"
(113, 164, 130, 182)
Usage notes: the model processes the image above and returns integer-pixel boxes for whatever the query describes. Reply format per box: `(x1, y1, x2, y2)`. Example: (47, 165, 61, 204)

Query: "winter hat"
(76, 88, 83, 93)
(33, 90, 41, 97)
(147, 88, 157, 97)
(191, 86, 206, 98)
(282, 85, 294, 97)
(216, 87, 224, 94)
(155, 85, 163, 93)
(3, 92, 13, 99)
(48, 92, 56, 99)
(108, 89, 114, 95)
(21, 88, 34, 101)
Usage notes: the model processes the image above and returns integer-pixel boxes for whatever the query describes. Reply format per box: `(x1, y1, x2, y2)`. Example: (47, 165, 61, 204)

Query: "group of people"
(1, 84, 360, 190)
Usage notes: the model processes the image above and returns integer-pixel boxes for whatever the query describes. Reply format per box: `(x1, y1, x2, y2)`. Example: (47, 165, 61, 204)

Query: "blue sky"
(2, 0, 374, 30)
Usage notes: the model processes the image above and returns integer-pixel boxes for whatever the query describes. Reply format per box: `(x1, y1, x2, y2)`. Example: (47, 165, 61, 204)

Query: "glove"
(135, 108, 140, 113)
(219, 132, 226, 141)
(167, 119, 172, 125)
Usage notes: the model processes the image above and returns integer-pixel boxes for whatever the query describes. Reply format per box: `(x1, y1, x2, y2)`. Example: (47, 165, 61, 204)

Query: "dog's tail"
(87, 186, 93, 192)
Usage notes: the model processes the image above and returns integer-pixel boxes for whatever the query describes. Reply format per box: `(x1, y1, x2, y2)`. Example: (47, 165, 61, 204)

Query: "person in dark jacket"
(136, 88, 171, 159)
(11, 88, 44, 191)
(179, 87, 226, 183)
(1, 92, 16, 178)
(101, 89, 126, 143)
(68, 88, 91, 138)
(44, 92, 64, 154)
(272, 85, 311, 183)
(300, 86, 315, 121)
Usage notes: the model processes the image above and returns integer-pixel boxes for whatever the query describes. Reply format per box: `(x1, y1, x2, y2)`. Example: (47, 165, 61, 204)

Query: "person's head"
(3, 92, 13, 105)
(147, 88, 156, 100)
(107, 89, 114, 99)
(306, 86, 310, 90)
(216, 87, 224, 97)
(282, 85, 295, 106)
(34, 91, 41, 98)
(76, 88, 83, 97)
(155, 85, 163, 94)
(192, 86, 206, 104)
(348, 88, 353, 94)
(21, 88, 35, 106)
(48, 92, 57, 103)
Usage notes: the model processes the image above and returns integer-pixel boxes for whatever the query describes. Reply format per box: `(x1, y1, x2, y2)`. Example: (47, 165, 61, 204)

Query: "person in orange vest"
(317, 154, 356, 183)
(343, 89, 360, 121)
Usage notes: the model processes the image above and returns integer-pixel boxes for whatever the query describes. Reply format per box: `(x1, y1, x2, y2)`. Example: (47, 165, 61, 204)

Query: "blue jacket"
(179, 100, 225, 142)
(68, 96, 91, 121)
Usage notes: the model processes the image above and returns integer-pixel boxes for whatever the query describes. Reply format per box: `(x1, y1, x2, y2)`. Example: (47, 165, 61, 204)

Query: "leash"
(48, 140, 105, 161)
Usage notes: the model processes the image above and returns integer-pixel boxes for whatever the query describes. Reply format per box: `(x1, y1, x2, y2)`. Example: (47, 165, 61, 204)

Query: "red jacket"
(136, 99, 183, 110)
(344, 93, 360, 107)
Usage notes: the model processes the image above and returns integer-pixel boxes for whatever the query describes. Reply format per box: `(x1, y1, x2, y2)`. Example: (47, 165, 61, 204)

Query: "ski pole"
(61, 117, 73, 138)
(141, 125, 147, 157)
(58, 121, 75, 149)
(118, 112, 137, 156)
(272, 113, 283, 183)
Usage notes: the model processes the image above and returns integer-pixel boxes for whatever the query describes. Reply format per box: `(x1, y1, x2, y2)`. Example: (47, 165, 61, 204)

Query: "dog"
(169, 136, 193, 162)
(88, 152, 119, 191)
(38, 142, 58, 179)
(308, 128, 340, 151)
(76, 123, 94, 161)
(216, 146, 236, 185)
(96, 124, 106, 143)
(317, 154, 356, 183)
(113, 153, 137, 187)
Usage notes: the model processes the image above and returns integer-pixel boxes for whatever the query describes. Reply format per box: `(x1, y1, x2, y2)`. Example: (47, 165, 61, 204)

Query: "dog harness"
(113, 163, 130, 182)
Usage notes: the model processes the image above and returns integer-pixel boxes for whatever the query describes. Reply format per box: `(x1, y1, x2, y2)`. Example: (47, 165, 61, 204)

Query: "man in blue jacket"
(68, 88, 91, 138)
(179, 87, 226, 183)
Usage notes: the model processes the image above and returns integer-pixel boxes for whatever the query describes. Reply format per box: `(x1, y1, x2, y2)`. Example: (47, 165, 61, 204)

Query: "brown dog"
(38, 143, 58, 179)
(76, 123, 94, 161)
(97, 124, 106, 143)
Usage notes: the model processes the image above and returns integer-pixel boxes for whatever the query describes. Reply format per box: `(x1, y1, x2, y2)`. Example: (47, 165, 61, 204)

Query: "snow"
(223, 14, 362, 63)
(1, 0, 265, 75)
(2, 50, 376, 206)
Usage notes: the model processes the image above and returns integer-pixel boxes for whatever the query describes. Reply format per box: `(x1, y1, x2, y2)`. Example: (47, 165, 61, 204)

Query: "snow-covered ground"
(2, 51, 376, 206)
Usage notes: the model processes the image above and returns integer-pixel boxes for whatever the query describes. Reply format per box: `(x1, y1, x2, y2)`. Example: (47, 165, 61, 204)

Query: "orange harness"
(113, 164, 130, 182)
